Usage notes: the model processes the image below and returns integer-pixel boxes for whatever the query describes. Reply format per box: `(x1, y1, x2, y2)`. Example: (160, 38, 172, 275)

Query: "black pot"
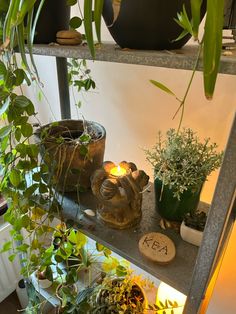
(103, 0, 206, 50)
(34, 0, 70, 44)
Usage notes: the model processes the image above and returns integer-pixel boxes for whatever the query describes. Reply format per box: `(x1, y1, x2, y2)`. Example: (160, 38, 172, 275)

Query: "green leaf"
(191, 0, 203, 40)
(79, 133, 91, 143)
(0, 124, 12, 139)
(84, 0, 95, 58)
(9, 254, 16, 262)
(16, 243, 29, 253)
(79, 145, 88, 156)
(21, 123, 33, 137)
(0, 61, 7, 77)
(0, 99, 10, 115)
(45, 266, 53, 282)
(0, 90, 9, 102)
(15, 127, 21, 142)
(150, 80, 176, 97)
(94, 0, 104, 43)
(69, 16, 82, 29)
(67, 0, 77, 5)
(203, 0, 224, 99)
(68, 230, 87, 249)
(9, 169, 21, 187)
(14, 69, 25, 86)
(116, 265, 128, 277)
(14, 95, 30, 107)
(1, 241, 12, 253)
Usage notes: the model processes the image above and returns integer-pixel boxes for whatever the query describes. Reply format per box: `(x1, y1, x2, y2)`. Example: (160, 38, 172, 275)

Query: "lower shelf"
(60, 184, 208, 296)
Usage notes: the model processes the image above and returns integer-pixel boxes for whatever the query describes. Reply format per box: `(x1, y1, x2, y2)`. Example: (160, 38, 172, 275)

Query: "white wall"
(22, 7, 236, 313)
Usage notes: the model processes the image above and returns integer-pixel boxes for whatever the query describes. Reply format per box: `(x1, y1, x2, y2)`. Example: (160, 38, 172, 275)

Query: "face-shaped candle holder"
(91, 161, 149, 229)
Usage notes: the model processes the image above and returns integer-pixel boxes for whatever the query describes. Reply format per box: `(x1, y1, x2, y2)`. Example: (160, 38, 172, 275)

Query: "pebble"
(84, 209, 96, 217)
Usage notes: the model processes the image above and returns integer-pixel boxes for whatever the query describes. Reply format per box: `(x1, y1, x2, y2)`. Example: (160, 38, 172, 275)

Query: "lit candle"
(110, 165, 126, 177)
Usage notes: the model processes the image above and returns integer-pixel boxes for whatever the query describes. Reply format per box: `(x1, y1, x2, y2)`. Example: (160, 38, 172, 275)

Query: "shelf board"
(31, 43, 236, 75)
(60, 184, 209, 296)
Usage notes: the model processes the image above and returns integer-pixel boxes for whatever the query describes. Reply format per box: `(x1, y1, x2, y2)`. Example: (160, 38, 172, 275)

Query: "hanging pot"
(35, 120, 106, 192)
(103, 0, 206, 50)
(34, 0, 70, 44)
(154, 178, 203, 222)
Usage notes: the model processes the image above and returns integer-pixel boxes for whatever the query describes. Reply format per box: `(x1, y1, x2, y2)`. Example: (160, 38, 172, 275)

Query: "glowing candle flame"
(110, 165, 126, 177)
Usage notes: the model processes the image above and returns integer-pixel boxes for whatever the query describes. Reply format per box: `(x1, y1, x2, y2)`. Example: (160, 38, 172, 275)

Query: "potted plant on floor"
(145, 128, 223, 222)
(180, 211, 207, 246)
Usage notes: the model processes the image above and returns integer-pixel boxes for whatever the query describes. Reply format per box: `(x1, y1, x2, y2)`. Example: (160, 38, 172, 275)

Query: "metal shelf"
(31, 43, 236, 74)
(59, 184, 209, 296)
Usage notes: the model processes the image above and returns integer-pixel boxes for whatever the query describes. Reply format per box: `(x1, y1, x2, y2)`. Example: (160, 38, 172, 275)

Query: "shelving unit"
(30, 42, 236, 314)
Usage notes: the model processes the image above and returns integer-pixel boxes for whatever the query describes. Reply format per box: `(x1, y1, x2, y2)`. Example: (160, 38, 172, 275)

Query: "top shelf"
(31, 43, 236, 75)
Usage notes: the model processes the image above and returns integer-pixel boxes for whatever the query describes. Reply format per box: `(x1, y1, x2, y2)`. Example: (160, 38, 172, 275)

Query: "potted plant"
(180, 211, 207, 246)
(36, 119, 106, 192)
(145, 128, 223, 222)
(91, 273, 148, 314)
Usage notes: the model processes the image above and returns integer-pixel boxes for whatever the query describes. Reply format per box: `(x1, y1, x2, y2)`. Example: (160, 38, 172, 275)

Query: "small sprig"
(148, 299, 180, 314)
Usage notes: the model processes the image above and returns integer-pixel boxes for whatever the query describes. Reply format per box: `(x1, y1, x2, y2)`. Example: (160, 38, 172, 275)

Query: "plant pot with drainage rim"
(35, 119, 106, 192)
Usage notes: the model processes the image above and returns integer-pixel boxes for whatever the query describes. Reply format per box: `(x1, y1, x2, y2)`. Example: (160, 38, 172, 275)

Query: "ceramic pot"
(96, 278, 147, 312)
(35, 271, 52, 289)
(103, 0, 206, 50)
(154, 178, 203, 222)
(34, 0, 70, 44)
(35, 120, 106, 192)
(180, 221, 203, 246)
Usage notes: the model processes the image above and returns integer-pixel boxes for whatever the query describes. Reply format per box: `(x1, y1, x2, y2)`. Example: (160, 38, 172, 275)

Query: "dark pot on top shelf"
(34, 0, 70, 44)
(103, 0, 206, 50)
(154, 178, 203, 222)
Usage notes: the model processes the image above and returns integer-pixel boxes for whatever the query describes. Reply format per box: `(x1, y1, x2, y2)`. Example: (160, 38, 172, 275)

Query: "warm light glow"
(110, 165, 126, 177)
(157, 282, 187, 314)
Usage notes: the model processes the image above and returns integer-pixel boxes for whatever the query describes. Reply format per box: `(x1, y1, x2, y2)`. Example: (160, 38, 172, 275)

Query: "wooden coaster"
(139, 232, 176, 264)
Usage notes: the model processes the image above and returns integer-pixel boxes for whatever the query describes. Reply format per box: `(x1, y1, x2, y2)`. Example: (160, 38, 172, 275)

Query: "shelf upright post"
(184, 114, 236, 314)
(56, 57, 71, 119)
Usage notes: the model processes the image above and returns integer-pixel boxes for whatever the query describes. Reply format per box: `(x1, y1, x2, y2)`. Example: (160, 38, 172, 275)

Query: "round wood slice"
(139, 232, 176, 264)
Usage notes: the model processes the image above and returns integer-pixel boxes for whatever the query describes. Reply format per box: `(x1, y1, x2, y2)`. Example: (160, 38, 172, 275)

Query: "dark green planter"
(154, 178, 202, 222)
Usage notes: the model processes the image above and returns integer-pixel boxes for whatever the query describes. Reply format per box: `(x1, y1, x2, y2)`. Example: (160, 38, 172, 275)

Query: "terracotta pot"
(103, 0, 206, 50)
(35, 120, 106, 192)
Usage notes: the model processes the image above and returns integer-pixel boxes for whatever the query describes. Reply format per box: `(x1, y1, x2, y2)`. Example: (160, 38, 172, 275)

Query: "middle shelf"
(59, 184, 208, 296)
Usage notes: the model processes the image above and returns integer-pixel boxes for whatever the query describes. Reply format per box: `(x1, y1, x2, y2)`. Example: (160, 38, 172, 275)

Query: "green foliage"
(68, 58, 96, 107)
(145, 128, 223, 199)
(174, 0, 225, 99)
(148, 299, 180, 313)
(91, 273, 147, 314)
(184, 211, 207, 231)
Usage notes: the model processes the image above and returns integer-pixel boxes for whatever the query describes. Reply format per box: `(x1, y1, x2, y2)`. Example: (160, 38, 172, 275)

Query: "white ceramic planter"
(33, 272, 52, 289)
(180, 221, 203, 247)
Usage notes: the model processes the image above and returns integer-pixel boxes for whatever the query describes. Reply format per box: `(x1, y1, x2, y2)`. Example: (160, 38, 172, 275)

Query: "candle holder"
(91, 161, 149, 229)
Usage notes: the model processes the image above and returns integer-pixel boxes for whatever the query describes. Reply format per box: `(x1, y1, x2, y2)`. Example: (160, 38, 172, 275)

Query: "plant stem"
(174, 42, 203, 133)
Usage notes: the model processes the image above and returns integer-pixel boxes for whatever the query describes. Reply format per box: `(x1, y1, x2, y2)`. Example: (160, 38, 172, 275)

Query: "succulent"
(184, 211, 207, 232)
